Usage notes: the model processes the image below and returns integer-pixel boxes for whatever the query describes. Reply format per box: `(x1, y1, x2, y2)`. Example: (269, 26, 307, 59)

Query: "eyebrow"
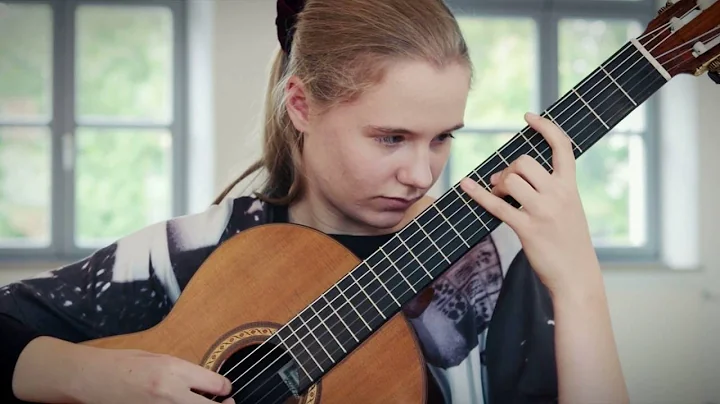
(368, 123, 465, 135)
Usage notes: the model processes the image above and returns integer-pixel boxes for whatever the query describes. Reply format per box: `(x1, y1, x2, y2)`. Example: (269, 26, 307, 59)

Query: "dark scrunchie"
(276, 0, 306, 54)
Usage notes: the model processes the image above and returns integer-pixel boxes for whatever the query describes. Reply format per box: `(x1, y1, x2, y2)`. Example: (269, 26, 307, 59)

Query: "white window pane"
(457, 17, 537, 129)
(448, 132, 514, 185)
(559, 18, 645, 132)
(577, 132, 647, 247)
(76, 5, 173, 123)
(75, 128, 172, 247)
(0, 127, 51, 247)
(0, 4, 52, 120)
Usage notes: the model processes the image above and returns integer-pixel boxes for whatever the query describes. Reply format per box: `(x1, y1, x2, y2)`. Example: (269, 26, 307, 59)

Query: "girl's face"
(286, 60, 471, 234)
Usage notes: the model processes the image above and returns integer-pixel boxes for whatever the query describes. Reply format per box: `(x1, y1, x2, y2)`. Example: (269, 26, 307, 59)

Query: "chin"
(356, 208, 408, 231)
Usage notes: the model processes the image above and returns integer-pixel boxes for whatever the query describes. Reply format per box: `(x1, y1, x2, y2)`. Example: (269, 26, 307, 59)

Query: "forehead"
(336, 60, 471, 134)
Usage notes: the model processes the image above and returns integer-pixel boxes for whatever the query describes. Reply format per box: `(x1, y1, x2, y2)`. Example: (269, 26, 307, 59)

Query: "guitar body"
(82, 223, 427, 404)
(73, 3, 720, 403)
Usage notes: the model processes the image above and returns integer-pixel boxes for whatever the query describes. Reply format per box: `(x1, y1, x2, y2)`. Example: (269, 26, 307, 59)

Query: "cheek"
(431, 145, 451, 178)
(335, 142, 392, 187)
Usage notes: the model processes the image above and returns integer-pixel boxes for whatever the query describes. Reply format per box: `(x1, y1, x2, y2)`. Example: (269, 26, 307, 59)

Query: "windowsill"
(600, 261, 703, 273)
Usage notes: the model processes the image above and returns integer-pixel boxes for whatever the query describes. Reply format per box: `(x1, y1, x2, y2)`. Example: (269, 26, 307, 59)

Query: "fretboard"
(274, 40, 670, 392)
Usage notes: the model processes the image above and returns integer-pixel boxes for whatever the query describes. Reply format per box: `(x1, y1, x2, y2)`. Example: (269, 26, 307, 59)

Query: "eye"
(434, 133, 455, 143)
(376, 135, 405, 146)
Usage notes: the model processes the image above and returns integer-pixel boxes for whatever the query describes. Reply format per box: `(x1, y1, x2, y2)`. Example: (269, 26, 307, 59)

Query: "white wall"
(2, 0, 720, 402)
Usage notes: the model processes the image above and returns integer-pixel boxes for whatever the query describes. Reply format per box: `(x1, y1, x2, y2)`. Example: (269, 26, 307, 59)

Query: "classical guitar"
(75, 1, 720, 403)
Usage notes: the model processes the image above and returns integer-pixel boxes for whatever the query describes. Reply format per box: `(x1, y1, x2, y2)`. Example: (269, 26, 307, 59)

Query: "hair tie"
(276, 0, 306, 54)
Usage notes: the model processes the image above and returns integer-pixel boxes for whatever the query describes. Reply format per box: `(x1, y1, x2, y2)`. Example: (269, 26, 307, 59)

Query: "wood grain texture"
(644, 0, 720, 77)
(83, 223, 427, 404)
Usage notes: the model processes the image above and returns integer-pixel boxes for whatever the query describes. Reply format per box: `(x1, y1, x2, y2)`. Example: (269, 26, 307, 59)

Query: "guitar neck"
(274, 38, 670, 392)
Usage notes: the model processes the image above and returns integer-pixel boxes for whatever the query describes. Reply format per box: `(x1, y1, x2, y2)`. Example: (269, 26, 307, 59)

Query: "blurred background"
(0, 0, 719, 402)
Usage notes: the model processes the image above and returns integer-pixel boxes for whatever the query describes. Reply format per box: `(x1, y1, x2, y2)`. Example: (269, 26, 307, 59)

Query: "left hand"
(459, 112, 601, 295)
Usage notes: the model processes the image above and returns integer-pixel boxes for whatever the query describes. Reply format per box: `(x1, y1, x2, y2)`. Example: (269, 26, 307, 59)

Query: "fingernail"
(525, 112, 540, 120)
(490, 172, 499, 184)
(462, 178, 477, 190)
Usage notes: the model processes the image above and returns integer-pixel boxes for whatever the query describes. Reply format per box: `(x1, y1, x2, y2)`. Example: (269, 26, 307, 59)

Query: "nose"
(397, 148, 434, 190)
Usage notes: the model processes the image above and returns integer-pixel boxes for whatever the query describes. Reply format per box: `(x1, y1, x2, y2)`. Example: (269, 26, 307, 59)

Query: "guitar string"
(242, 52, 677, 404)
(253, 66, 670, 404)
(230, 19, 712, 402)
(230, 22, 691, 402)
(245, 21, 720, 402)
(213, 16, 683, 395)
(653, 26, 720, 65)
(220, 16, 691, 400)
(243, 33, 709, 404)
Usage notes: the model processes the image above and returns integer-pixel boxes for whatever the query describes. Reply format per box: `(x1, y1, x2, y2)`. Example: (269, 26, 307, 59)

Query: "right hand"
(76, 347, 235, 404)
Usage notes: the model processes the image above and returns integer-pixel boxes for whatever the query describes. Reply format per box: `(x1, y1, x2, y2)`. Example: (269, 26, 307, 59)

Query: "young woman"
(0, 0, 628, 403)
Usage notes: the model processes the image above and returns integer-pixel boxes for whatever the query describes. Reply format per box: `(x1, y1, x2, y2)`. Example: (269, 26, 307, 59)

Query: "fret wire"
(297, 314, 335, 365)
(412, 218, 451, 264)
(471, 169, 492, 190)
(335, 285, 371, 331)
(494, 150, 511, 167)
(518, 130, 552, 168)
(279, 332, 314, 381)
(378, 246, 416, 296)
(321, 294, 359, 342)
(571, 88, 610, 129)
(272, 46, 668, 388)
(308, 303, 346, 353)
(431, 205, 470, 248)
(544, 111, 582, 153)
(288, 322, 325, 372)
(548, 91, 602, 153)
(231, 54, 669, 400)
(272, 70, 668, 394)
(348, 272, 386, 320)
(451, 186, 491, 232)
(600, 65, 637, 106)
(396, 233, 434, 279)
(364, 262, 401, 308)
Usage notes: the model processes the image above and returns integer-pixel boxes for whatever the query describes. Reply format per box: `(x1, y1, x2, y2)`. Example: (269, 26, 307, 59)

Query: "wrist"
(14, 337, 103, 404)
(547, 265, 606, 308)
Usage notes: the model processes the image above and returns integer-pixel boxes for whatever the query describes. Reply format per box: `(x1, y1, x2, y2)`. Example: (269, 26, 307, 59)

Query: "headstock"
(640, 0, 720, 81)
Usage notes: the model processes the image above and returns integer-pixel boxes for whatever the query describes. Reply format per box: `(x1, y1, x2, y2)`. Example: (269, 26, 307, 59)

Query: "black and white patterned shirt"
(0, 195, 559, 404)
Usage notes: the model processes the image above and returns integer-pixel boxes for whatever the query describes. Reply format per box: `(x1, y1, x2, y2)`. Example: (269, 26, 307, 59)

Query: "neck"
(288, 191, 387, 236)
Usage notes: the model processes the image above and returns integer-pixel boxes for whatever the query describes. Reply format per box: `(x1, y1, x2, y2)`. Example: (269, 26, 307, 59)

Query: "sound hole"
(209, 340, 300, 404)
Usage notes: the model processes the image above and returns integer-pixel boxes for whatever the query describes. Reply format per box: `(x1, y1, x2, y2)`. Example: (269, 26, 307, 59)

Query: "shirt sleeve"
(0, 196, 244, 401)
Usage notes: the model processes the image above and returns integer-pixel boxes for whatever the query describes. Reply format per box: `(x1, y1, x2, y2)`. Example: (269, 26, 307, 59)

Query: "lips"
(377, 196, 421, 210)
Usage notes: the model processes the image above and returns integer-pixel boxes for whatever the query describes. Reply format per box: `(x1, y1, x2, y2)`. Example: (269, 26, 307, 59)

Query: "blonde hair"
(212, 0, 471, 206)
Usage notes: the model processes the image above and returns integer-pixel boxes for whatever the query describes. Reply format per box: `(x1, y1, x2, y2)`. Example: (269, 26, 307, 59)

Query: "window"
(445, 0, 659, 262)
(0, 0, 186, 260)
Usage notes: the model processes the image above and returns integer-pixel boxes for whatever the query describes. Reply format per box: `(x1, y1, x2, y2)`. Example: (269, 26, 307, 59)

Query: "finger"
(222, 398, 236, 404)
(460, 177, 527, 229)
(524, 112, 575, 177)
(491, 155, 552, 192)
(491, 172, 539, 211)
(174, 359, 232, 396)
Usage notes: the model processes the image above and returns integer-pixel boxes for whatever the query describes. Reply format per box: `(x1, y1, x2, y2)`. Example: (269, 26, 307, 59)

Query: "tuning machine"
(658, 0, 678, 14)
(708, 59, 720, 84)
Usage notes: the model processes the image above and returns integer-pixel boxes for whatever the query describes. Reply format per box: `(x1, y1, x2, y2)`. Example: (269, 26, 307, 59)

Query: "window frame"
(444, 0, 662, 263)
(0, 0, 188, 262)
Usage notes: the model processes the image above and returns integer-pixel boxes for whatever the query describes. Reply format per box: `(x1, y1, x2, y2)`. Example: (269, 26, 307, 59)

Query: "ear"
(285, 75, 311, 133)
